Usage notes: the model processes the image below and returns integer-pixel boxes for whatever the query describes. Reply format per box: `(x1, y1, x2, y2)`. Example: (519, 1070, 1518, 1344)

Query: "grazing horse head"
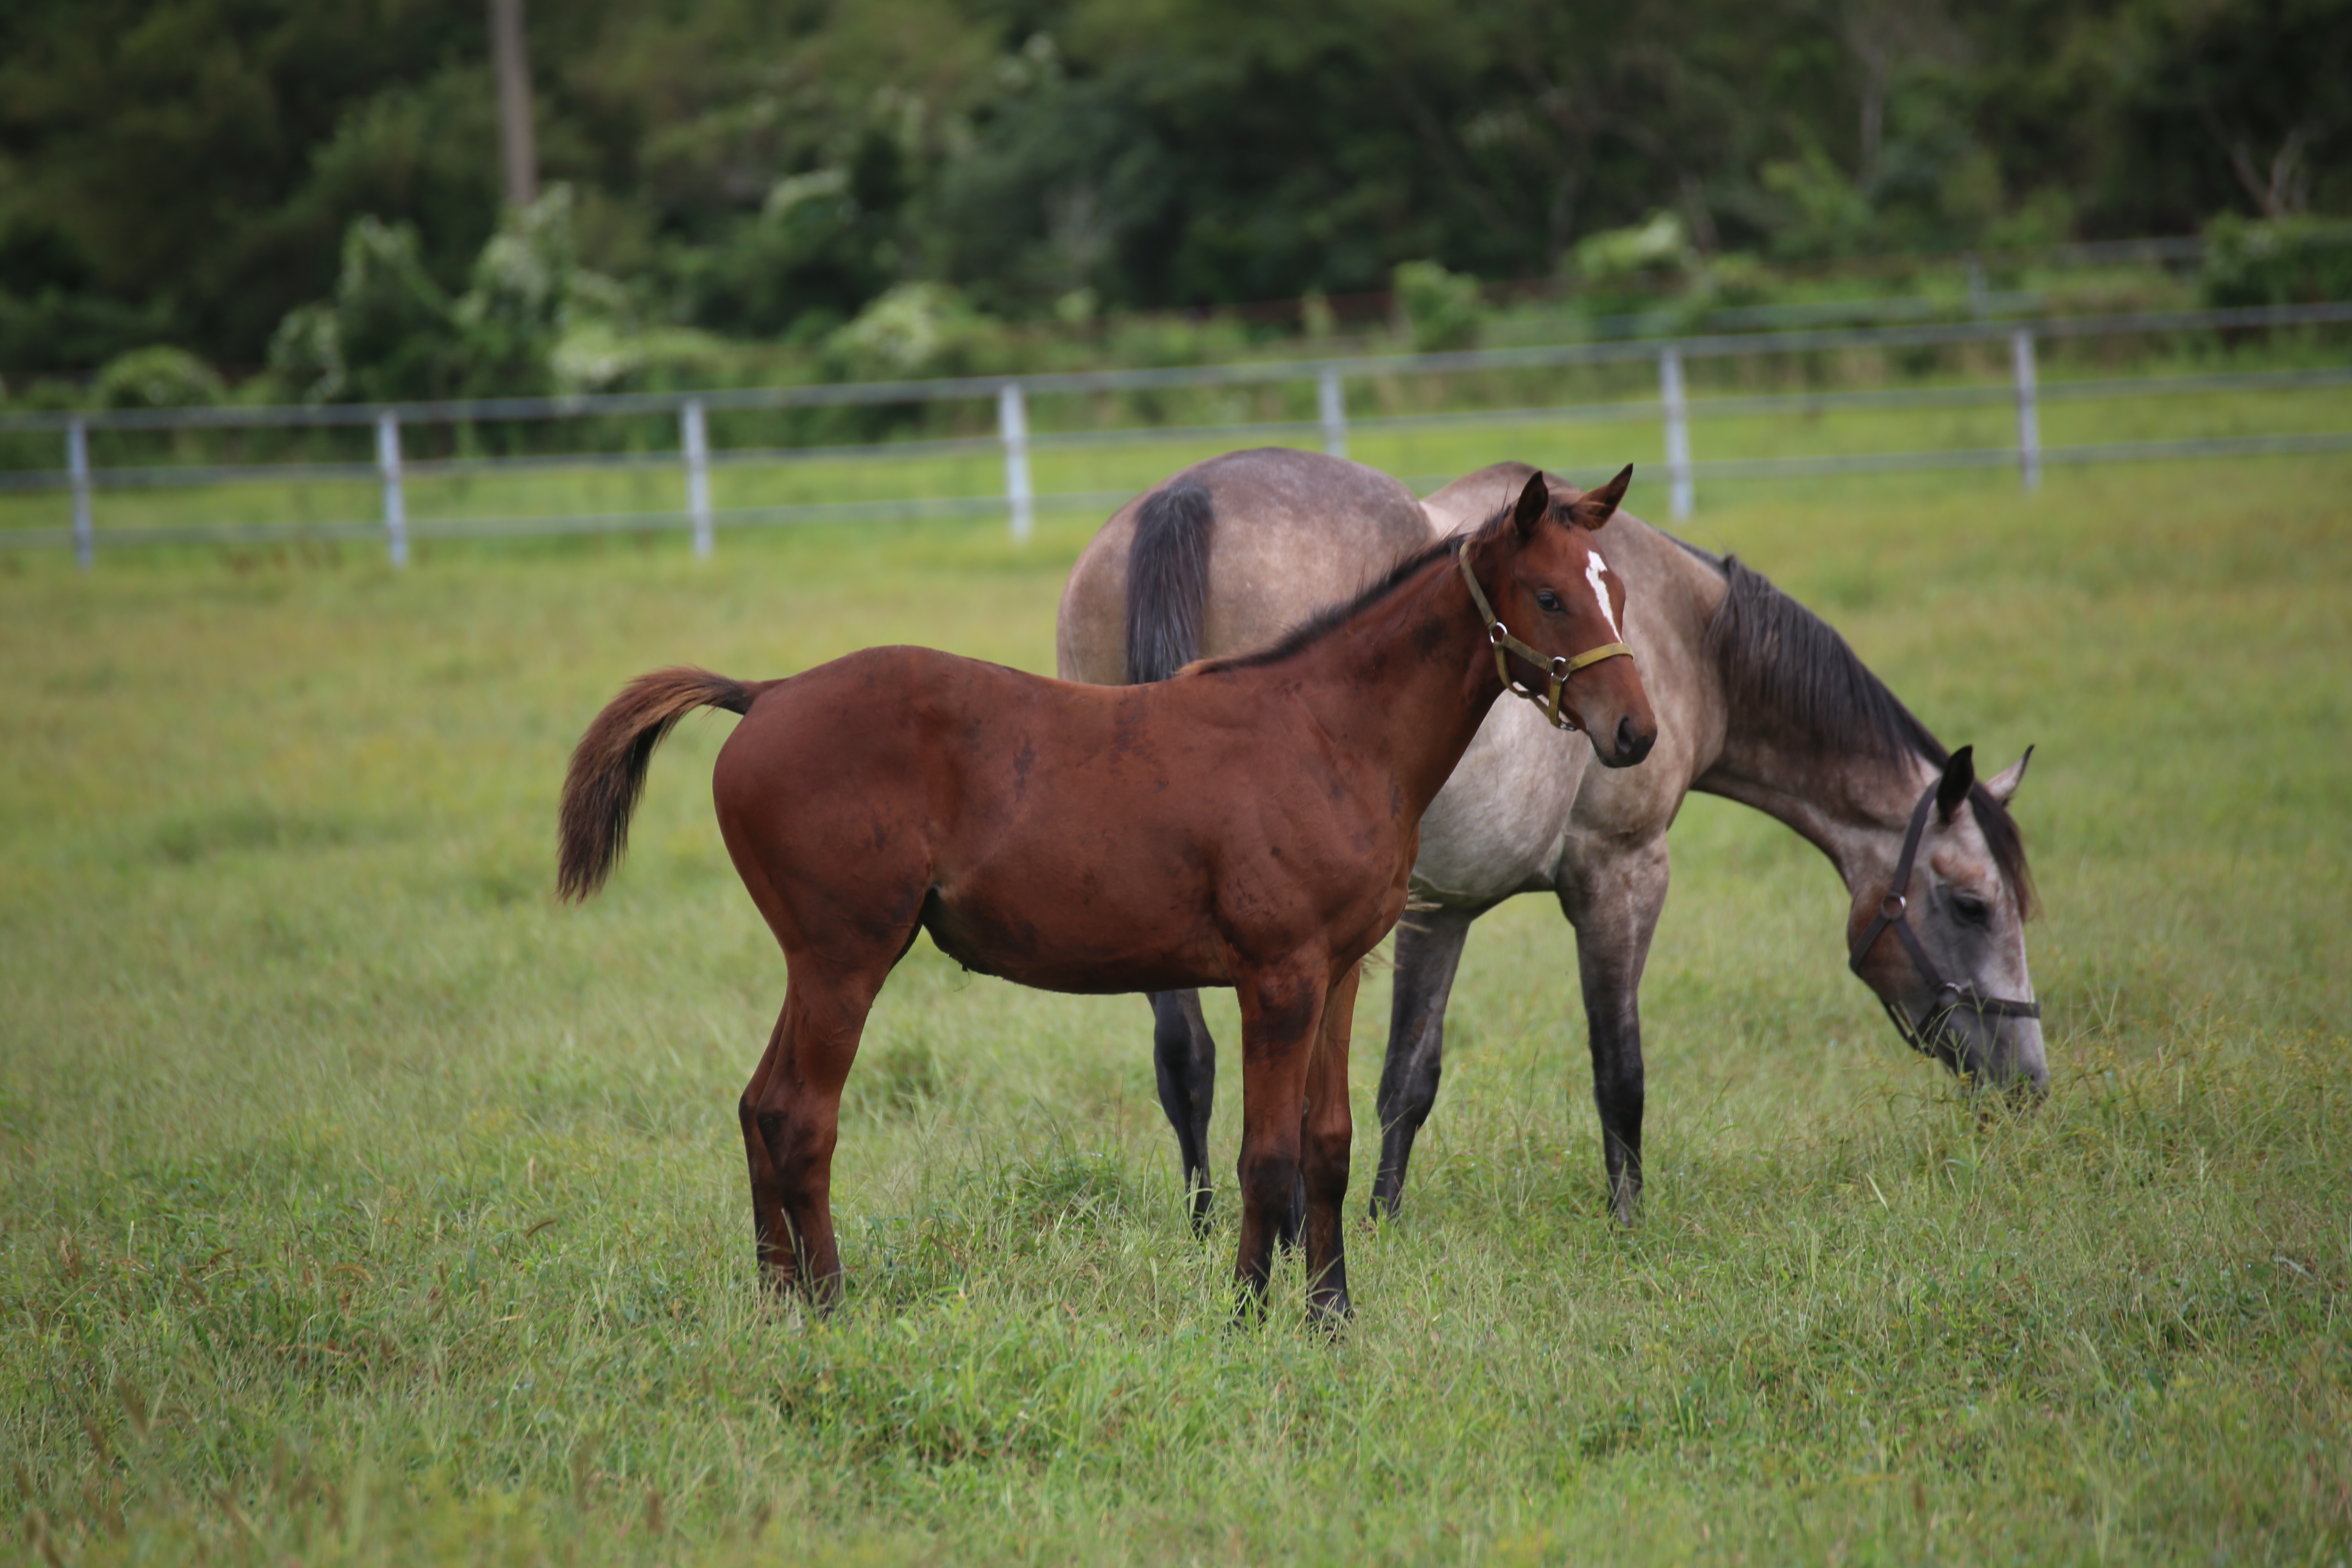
(1845, 744, 2045, 1094)
(1471, 468, 1658, 769)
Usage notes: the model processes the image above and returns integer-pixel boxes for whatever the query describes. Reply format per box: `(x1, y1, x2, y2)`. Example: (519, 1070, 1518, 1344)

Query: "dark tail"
(1124, 480, 1216, 682)
(558, 666, 761, 903)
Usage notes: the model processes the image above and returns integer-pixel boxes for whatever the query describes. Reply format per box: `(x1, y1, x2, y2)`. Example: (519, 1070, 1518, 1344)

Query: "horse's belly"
(920, 885, 1231, 995)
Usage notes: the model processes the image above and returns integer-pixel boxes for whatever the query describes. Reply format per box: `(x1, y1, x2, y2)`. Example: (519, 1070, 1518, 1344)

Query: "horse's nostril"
(1615, 715, 1652, 761)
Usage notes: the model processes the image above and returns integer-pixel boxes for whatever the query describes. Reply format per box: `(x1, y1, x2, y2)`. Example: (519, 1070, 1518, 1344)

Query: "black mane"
(1190, 513, 1502, 677)
(1705, 554, 2035, 912)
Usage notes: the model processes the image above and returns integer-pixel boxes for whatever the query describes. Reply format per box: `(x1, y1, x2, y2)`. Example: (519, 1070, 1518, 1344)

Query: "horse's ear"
(1511, 470, 1550, 537)
(1567, 465, 1634, 531)
(1936, 744, 1976, 822)
(1984, 745, 2033, 808)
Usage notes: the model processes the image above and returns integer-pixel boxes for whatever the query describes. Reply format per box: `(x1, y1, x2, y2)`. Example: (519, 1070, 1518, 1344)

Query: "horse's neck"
(1282, 555, 1500, 818)
(1699, 729, 1936, 895)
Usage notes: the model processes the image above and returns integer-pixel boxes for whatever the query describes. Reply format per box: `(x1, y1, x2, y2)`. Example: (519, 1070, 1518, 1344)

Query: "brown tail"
(557, 666, 762, 903)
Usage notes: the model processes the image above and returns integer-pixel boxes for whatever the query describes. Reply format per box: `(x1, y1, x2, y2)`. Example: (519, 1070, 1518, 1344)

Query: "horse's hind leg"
(1371, 903, 1480, 1219)
(1300, 960, 1360, 1323)
(1147, 989, 1218, 1234)
(739, 1012, 794, 1291)
(740, 960, 891, 1307)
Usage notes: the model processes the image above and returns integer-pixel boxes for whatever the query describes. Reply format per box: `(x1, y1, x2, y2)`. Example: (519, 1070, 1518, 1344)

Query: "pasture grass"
(1, 445, 2348, 1564)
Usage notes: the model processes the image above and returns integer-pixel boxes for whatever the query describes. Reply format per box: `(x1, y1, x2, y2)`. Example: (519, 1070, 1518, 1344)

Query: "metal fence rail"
(4, 300, 2349, 563)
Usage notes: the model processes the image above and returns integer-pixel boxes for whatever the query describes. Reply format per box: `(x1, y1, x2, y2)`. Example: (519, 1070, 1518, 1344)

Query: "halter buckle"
(1880, 893, 1907, 920)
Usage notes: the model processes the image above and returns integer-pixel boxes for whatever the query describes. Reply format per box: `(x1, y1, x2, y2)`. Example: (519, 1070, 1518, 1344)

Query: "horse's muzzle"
(1598, 713, 1657, 768)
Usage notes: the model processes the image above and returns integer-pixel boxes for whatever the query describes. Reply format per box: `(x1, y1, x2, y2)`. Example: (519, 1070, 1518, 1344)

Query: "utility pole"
(490, 0, 537, 209)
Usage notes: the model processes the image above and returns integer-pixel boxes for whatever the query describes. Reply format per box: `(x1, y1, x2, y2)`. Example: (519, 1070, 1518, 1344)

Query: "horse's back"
(1057, 448, 1434, 683)
(716, 644, 1081, 812)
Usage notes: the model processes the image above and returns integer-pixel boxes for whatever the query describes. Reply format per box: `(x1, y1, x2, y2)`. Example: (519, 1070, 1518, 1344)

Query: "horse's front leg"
(1371, 902, 1482, 1219)
(1301, 960, 1361, 1323)
(1558, 838, 1670, 1225)
(1229, 960, 1327, 1319)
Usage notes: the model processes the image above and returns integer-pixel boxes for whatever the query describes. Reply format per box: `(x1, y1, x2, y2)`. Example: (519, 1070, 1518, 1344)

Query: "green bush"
(263, 187, 669, 405)
(823, 282, 1000, 381)
(91, 344, 225, 409)
(1392, 259, 1485, 352)
(2200, 214, 2352, 307)
(1569, 211, 1700, 283)
(265, 216, 457, 404)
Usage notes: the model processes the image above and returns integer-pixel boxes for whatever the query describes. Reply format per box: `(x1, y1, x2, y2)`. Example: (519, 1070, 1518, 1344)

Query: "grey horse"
(1057, 448, 2042, 1225)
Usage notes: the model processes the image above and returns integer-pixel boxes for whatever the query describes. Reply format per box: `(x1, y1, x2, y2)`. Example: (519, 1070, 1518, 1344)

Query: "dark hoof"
(1307, 1293, 1354, 1332)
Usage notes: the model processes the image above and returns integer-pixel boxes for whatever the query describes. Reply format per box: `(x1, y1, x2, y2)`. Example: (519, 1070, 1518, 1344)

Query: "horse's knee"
(1406, 1052, 1442, 1118)
(1301, 1122, 1350, 1202)
(1592, 1066, 1644, 1134)
(1383, 1053, 1440, 1132)
(746, 1095, 835, 1184)
(1236, 1145, 1301, 1215)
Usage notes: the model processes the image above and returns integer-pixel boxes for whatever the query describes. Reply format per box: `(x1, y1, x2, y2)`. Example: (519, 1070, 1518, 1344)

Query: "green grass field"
(2, 434, 2348, 1564)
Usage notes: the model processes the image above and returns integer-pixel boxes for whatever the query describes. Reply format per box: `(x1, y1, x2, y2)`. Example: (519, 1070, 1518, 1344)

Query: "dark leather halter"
(1455, 542, 1634, 731)
(1849, 778, 2042, 1059)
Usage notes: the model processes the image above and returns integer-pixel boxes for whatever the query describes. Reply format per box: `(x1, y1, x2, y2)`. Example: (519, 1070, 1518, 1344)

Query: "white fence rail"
(4, 301, 2349, 565)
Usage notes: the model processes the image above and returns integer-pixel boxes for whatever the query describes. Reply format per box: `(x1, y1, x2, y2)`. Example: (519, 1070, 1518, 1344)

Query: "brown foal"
(557, 470, 1655, 1319)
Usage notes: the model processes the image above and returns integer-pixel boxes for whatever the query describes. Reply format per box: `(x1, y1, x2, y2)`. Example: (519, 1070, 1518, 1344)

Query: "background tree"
(0, 0, 2343, 378)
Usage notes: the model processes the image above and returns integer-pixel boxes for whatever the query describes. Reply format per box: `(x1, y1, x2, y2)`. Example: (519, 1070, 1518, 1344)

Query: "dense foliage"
(0, 0, 2345, 379)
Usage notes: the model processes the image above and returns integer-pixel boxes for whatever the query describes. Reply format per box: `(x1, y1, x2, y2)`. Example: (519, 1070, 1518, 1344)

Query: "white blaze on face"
(1584, 550, 1622, 640)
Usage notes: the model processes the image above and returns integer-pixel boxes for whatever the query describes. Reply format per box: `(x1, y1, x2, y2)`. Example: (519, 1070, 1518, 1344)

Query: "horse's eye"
(1535, 591, 1563, 612)
(1953, 893, 1991, 926)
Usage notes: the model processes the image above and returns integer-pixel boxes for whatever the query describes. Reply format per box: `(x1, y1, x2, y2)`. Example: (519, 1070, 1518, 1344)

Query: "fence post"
(998, 381, 1033, 543)
(2010, 329, 2041, 493)
(681, 397, 713, 558)
(1318, 366, 1348, 459)
(67, 417, 94, 571)
(375, 410, 408, 568)
(1659, 345, 1693, 521)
